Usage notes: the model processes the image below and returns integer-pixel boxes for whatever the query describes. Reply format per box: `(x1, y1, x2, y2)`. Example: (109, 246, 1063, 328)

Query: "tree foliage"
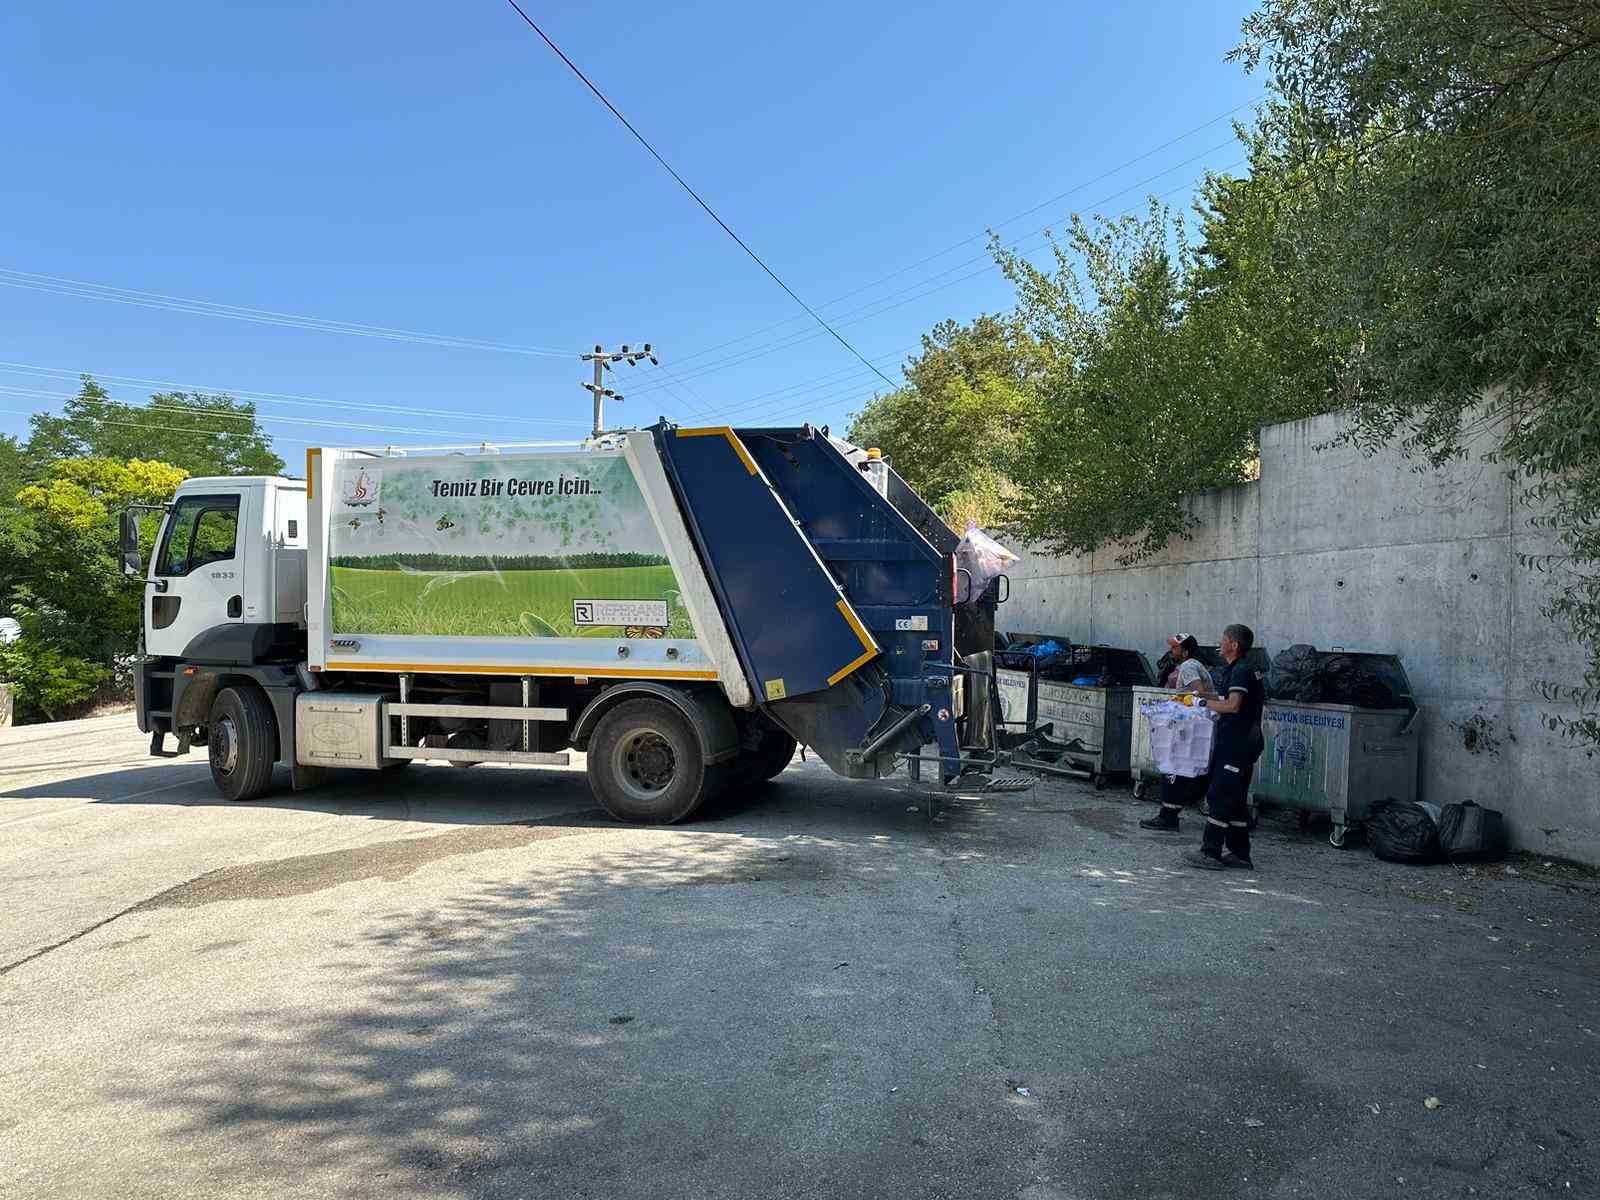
(994, 184, 1343, 561)
(846, 315, 1042, 528)
(1, 374, 282, 722)
(28, 376, 283, 477)
(2, 458, 187, 666)
(0, 642, 108, 723)
(1235, 0, 1600, 744)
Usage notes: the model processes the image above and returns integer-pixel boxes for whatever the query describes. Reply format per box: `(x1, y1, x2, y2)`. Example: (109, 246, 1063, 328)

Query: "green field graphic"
(330, 564, 692, 638)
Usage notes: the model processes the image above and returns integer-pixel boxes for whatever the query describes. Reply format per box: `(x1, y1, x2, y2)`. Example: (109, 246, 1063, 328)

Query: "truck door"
(145, 490, 247, 659)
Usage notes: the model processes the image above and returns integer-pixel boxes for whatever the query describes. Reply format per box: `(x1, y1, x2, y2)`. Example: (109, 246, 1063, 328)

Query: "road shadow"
(78, 789, 1025, 1200)
(0, 755, 834, 832)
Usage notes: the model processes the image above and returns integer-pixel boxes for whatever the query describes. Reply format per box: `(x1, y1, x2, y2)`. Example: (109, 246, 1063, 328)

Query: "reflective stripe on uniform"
(1228, 820, 1248, 828)
(1206, 816, 1228, 828)
(1223, 763, 1241, 774)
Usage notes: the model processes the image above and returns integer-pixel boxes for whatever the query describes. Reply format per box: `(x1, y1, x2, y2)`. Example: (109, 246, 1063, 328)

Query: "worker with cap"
(1140, 634, 1215, 831)
(1183, 622, 1265, 870)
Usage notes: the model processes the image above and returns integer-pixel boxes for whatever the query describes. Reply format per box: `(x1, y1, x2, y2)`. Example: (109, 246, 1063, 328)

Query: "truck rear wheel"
(209, 685, 277, 802)
(587, 699, 708, 824)
(749, 728, 798, 782)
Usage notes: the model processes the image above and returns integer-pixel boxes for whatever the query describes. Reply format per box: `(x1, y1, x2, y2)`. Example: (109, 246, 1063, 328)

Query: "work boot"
(1181, 849, 1225, 871)
(1139, 808, 1182, 832)
(1220, 851, 1256, 870)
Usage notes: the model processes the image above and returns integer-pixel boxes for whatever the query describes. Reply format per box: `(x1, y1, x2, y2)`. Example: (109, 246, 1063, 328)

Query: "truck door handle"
(227, 595, 242, 618)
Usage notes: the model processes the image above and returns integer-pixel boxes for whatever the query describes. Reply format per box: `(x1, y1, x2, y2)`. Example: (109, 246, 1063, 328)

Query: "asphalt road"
(1, 714, 1597, 1200)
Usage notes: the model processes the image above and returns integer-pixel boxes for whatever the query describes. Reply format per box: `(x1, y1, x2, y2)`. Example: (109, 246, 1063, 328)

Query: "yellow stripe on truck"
(305, 447, 321, 500)
(826, 599, 880, 687)
(674, 426, 758, 475)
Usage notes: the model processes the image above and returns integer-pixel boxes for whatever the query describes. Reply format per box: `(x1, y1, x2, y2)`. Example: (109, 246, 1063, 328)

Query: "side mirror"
(119, 510, 142, 579)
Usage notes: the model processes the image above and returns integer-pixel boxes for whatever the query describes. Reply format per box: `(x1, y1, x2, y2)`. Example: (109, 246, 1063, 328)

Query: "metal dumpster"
(1130, 647, 1271, 798)
(1250, 652, 1420, 847)
(993, 632, 1064, 741)
(1008, 644, 1155, 789)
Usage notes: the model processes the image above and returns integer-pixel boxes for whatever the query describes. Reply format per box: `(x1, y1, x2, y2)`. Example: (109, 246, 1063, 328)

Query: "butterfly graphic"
(375, 507, 386, 525)
(347, 518, 362, 530)
(436, 516, 456, 531)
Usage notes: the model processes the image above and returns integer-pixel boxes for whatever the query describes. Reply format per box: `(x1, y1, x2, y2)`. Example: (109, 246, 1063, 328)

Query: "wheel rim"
(211, 714, 239, 777)
(612, 728, 677, 802)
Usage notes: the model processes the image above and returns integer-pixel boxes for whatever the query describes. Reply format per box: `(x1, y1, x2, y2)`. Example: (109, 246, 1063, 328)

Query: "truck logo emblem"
(342, 467, 379, 508)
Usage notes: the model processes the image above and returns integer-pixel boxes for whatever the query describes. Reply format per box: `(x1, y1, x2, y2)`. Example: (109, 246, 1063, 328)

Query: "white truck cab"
(141, 477, 307, 660)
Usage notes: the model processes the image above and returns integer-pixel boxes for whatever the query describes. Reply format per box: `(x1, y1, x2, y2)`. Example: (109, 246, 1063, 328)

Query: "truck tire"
(209, 685, 277, 802)
(587, 698, 708, 824)
(749, 729, 798, 782)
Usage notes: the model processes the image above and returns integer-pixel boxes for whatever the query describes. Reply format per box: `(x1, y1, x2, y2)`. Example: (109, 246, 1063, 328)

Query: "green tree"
(847, 315, 1043, 527)
(992, 189, 1340, 561)
(28, 375, 284, 476)
(1234, 0, 1600, 745)
(0, 458, 187, 721)
(0, 433, 39, 499)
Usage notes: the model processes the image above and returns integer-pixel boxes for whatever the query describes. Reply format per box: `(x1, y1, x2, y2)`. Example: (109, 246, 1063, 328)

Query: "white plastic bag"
(955, 523, 1018, 602)
(1141, 700, 1218, 778)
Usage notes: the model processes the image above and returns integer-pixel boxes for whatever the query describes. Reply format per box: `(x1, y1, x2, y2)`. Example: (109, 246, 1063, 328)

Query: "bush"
(0, 640, 108, 723)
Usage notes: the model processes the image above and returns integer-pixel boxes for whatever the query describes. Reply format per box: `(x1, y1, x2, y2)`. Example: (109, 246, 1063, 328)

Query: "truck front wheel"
(209, 685, 278, 802)
(587, 699, 708, 824)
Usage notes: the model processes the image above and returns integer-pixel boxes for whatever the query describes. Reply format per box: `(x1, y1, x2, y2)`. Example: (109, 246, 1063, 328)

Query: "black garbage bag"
(1320, 653, 1399, 708)
(1268, 644, 1322, 701)
(1319, 653, 1356, 703)
(1437, 802, 1508, 862)
(1368, 798, 1442, 864)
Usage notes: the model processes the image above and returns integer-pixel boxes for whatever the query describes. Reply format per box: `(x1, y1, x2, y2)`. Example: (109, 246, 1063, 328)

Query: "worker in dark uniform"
(1183, 623, 1264, 870)
(1140, 634, 1214, 831)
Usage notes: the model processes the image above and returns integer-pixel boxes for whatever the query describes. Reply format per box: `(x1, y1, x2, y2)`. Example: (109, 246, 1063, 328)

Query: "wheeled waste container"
(1251, 651, 1420, 847)
(1000, 640, 1155, 789)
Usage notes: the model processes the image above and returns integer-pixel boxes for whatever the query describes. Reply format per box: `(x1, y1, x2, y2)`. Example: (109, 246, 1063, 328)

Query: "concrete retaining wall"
(1005, 410, 1600, 865)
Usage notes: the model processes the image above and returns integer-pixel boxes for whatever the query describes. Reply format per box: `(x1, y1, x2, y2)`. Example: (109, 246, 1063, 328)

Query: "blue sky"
(0, 1, 1260, 463)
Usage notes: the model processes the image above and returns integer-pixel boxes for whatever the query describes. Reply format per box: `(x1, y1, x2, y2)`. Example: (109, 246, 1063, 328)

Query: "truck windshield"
(156, 495, 240, 577)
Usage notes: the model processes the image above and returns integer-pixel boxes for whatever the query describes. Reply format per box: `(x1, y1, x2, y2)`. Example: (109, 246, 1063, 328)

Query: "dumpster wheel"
(1330, 822, 1348, 849)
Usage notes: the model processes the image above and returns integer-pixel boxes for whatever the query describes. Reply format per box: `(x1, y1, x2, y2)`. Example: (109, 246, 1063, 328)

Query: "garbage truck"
(121, 422, 987, 822)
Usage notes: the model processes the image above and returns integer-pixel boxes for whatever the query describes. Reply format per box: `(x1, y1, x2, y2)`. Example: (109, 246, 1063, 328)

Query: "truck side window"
(156, 495, 240, 577)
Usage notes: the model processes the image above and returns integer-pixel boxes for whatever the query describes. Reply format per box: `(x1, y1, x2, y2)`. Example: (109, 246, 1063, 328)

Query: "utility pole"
(581, 343, 658, 438)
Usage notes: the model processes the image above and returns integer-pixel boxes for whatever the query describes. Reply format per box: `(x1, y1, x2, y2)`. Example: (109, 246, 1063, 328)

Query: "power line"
(502, 1, 898, 391)
(0, 384, 534, 442)
(0, 404, 317, 448)
(0, 268, 573, 358)
(0, 361, 591, 429)
(620, 140, 1245, 404)
(663, 96, 1263, 371)
(0, 117, 1250, 420)
(698, 160, 1252, 426)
